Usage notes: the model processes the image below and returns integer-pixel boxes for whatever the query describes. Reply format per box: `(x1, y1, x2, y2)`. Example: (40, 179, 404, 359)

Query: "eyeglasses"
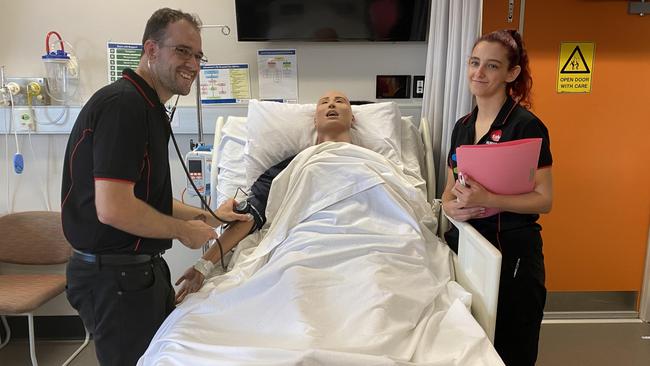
(160, 44, 208, 63)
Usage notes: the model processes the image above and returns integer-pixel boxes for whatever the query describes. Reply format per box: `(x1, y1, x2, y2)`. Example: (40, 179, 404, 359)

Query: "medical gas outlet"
(3, 77, 50, 106)
(6, 82, 20, 96)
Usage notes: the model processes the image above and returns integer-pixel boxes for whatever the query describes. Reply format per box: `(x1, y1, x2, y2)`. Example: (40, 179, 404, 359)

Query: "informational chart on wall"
(107, 42, 142, 83)
(556, 42, 595, 93)
(199, 64, 251, 104)
(257, 49, 298, 103)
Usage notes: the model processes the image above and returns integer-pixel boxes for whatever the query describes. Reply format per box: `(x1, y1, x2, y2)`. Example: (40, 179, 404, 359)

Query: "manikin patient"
(175, 90, 356, 302)
(140, 91, 504, 366)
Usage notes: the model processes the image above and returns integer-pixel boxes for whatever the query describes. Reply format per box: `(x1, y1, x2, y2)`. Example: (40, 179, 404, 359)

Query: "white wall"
(0, 0, 428, 315)
(1, 0, 427, 104)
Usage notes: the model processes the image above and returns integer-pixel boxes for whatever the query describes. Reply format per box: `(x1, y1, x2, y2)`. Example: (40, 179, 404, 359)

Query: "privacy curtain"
(421, 0, 482, 197)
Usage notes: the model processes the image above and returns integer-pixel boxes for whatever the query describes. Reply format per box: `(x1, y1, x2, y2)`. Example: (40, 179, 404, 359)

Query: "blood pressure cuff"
(245, 155, 296, 233)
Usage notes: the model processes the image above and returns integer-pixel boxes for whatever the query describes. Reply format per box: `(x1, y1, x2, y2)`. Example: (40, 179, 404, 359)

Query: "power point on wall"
(20, 112, 35, 131)
(13, 107, 35, 131)
(412, 76, 424, 98)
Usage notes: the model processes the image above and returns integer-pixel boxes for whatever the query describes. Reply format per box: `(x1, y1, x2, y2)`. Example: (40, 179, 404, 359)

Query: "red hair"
(474, 29, 533, 108)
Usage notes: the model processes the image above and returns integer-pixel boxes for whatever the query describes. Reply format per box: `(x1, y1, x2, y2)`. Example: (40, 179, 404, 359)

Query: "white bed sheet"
(139, 143, 502, 366)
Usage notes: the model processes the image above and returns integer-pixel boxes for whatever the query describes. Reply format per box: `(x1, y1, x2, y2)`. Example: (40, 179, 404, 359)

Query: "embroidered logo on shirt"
(490, 129, 502, 142)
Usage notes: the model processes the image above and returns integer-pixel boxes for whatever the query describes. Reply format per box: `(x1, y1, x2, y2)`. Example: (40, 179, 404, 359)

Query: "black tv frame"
(235, 0, 431, 42)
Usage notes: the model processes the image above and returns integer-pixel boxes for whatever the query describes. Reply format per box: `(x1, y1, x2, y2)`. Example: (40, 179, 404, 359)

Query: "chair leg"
(61, 326, 90, 366)
(0, 315, 11, 349)
(27, 313, 38, 366)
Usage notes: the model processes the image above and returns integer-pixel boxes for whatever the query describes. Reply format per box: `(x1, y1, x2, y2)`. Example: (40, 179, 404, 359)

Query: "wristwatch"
(193, 258, 214, 277)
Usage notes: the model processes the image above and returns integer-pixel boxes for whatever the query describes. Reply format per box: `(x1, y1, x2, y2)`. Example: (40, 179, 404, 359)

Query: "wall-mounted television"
(235, 0, 431, 42)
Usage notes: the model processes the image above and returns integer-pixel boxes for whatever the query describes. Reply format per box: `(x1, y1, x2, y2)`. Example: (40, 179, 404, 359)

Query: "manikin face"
(467, 41, 520, 99)
(314, 91, 355, 133)
(148, 20, 203, 98)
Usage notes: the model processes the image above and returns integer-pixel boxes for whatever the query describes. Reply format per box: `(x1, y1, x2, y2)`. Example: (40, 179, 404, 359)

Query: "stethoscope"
(165, 95, 231, 270)
(122, 74, 231, 270)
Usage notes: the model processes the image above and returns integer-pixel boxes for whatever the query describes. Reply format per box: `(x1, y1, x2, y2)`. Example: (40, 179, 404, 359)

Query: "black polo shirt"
(61, 69, 173, 254)
(447, 96, 552, 231)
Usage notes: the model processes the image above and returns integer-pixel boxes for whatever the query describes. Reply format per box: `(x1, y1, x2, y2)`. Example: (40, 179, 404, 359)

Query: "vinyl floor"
(0, 321, 649, 365)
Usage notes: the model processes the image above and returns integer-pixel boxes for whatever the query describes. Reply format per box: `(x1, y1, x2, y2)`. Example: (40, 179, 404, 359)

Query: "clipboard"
(456, 138, 542, 217)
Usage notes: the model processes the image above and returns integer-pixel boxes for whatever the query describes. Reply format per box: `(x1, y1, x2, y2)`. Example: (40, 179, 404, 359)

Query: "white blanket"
(138, 143, 503, 366)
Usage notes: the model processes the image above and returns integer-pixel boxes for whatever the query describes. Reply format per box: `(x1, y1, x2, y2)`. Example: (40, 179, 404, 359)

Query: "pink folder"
(456, 138, 542, 217)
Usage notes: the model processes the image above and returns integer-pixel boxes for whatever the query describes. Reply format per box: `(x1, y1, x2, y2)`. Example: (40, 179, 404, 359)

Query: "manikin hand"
(175, 267, 205, 304)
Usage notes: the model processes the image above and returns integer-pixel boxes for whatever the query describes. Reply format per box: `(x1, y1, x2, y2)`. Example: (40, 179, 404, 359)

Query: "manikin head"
(314, 90, 355, 144)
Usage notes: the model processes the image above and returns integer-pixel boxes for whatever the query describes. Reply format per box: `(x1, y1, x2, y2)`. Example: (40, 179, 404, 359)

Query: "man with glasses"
(62, 8, 249, 365)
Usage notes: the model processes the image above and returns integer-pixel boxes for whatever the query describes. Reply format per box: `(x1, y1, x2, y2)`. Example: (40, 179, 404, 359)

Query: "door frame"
(640, 227, 650, 322)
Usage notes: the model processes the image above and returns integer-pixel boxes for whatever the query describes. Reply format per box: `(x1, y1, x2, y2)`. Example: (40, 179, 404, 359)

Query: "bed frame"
(211, 115, 502, 342)
(419, 117, 501, 342)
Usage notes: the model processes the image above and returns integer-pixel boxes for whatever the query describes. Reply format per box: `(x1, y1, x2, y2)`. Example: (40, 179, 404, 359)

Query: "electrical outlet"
(12, 107, 35, 131)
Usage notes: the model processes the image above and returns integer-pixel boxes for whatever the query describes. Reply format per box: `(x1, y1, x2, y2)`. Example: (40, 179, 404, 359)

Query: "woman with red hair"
(442, 29, 553, 365)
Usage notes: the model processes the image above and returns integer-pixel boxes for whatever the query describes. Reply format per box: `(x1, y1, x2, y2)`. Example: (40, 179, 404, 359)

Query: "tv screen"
(235, 0, 430, 42)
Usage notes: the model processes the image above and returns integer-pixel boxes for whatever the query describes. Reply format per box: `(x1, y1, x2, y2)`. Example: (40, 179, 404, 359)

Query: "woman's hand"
(175, 267, 205, 304)
(442, 197, 485, 222)
(452, 175, 492, 209)
(442, 168, 486, 221)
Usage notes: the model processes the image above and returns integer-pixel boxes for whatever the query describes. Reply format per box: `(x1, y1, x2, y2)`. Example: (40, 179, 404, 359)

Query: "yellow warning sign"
(556, 42, 595, 93)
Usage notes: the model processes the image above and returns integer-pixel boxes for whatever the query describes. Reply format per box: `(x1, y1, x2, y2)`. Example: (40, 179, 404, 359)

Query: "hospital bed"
(138, 101, 502, 365)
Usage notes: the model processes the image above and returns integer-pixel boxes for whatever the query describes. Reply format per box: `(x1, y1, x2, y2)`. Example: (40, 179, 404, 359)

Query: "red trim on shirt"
(460, 113, 472, 125)
(134, 150, 151, 253)
(145, 153, 151, 200)
(134, 238, 142, 252)
(123, 74, 155, 108)
(500, 101, 518, 126)
(61, 129, 93, 210)
(139, 155, 146, 176)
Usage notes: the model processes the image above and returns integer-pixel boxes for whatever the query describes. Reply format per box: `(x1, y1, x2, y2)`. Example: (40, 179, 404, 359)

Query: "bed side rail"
(446, 214, 501, 342)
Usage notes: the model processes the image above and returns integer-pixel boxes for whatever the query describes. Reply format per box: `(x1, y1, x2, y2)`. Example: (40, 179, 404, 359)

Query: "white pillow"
(244, 99, 404, 188)
(212, 116, 248, 209)
(350, 102, 403, 171)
